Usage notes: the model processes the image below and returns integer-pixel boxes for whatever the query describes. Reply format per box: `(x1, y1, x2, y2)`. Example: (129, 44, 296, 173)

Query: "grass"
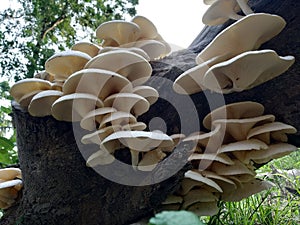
(201, 150, 300, 225)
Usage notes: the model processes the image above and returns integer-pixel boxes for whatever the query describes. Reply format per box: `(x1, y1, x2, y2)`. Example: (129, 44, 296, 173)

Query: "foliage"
(149, 210, 206, 225)
(0, 0, 139, 81)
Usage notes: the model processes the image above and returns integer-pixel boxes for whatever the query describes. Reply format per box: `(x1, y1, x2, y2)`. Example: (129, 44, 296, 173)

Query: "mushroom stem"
(236, 0, 253, 15)
(130, 149, 140, 170)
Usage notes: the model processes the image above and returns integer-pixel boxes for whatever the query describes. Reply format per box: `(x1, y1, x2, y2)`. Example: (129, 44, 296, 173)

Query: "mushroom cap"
(200, 170, 237, 189)
(71, 41, 102, 57)
(247, 122, 297, 140)
(137, 149, 166, 171)
(123, 39, 166, 60)
(161, 195, 183, 205)
(221, 178, 274, 202)
(84, 50, 152, 86)
(196, 13, 286, 64)
(202, 0, 244, 26)
(185, 170, 223, 193)
(0, 180, 22, 189)
(86, 149, 115, 167)
(121, 122, 147, 131)
(213, 115, 275, 141)
(96, 20, 141, 46)
(80, 107, 117, 131)
(211, 159, 256, 176)
(131, 15, 158, 39)
(0, 168, 21, 180)
(173, 55, 226, 95)
(51, 93, 103, 122)
(100, 130, 173, 152)
(81, 125, 121, 145)
(203, 50, 295, 94)
(218, 139, 268, 154)
(10, 78, 52, 102)
(179, 178, 206, 195)
(132, 85, 159, 105)
(99, 111, 137, 129)
(189, 153, 234, 165)
(63, 68, 133, 100)
(99, 46, 150, 61)
(28, 90, 63, 117)
(243, 143, 297, 164)
(104, 93, 150, 117)
(18, 90, 43, 108)
(187, 201, 219, 216)
(182, 188, 218, 209)
(203, 101, 264, 130)
(45, 50, 91, 81)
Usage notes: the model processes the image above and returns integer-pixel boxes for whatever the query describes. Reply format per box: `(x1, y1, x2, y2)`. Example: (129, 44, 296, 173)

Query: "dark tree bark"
(1, 0, 299, 224)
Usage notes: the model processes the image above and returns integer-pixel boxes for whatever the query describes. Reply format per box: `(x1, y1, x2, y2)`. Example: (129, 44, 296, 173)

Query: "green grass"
(202, 149, 300, 225)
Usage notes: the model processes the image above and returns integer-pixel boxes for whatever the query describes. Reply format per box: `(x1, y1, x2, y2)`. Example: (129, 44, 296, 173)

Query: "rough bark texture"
(1, 0, 299, 224)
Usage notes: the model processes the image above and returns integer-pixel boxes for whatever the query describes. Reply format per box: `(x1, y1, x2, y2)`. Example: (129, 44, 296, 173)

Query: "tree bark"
(1, 0, 299, 224)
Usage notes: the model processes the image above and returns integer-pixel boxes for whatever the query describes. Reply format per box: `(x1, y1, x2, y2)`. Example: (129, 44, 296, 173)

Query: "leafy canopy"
(0, 0, 139, 81)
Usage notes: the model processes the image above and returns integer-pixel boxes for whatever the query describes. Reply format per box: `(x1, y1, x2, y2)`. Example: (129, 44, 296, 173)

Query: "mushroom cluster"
(161, 101, 297, 216)
(173, 8, 295, 94)
(9, 16, 175, 171)
(0, 168, 22, 209)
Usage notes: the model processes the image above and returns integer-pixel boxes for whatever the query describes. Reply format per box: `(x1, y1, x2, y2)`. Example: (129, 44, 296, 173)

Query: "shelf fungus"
(0, 168, 22, 209)
(162, 101, 297, 216)
(173, 13, 290, 95)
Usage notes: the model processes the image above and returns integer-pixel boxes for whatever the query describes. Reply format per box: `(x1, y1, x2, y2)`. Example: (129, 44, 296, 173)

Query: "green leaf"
(0, 136, 14, 150)
(149, 211, 206, 225)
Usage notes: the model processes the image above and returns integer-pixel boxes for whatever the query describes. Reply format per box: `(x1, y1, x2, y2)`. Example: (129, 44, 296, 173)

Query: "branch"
(41, 16, 66, 40)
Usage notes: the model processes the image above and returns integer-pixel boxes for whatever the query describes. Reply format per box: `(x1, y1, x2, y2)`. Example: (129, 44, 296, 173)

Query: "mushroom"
(84, 50, 152, 86)
(132, 85, 159, 105)
(96, 20, 141, 46)
(10, 78, 52, 103)
(62, 68, 133, 100)
(99, 47, 150, 61)
(202, 50, 295, 93)
(28, 90, 63, 117)
(51, 93, 103, 122)
(247, 122, 297, 144)
(71, 41, 102, 57)
(0, 168, 22, 209)
(203, 101, 265, 130)
(221, 178, 274, 202)
(103, 93, 150, 117)
(45, 50, 91, 81)
(187, 201, 219, 216)
(131, 15, 158, 39)
(196, 13, 286, 65)
(98, 111, 137, 129)
(81, 125, 121, 145)
(182, 188, 218, 209)
(202, 0, 245, 26)
(86, 148, 115, 167)
(137, 149, 166, 171)
(18, 90, 43, 108)
(80, 107, 117, 131)
(100, 130, 173, 168)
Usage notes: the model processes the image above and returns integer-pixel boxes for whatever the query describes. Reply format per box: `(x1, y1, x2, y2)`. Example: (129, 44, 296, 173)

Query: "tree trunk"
(1, 0, 299, 224)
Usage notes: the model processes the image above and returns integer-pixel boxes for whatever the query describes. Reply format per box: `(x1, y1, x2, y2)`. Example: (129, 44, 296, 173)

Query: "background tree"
(0, 0, 138, 81)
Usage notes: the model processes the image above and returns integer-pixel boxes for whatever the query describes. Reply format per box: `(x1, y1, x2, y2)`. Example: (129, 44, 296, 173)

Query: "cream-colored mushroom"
(51, 93, 103, 122)
(96, 20, 141, 46)
(182, 188, 218, 209)
(99, 47, 150, 61)
(202, 0, 244, 26)
(247, 122, 297, 144)
(63, 68, 133, 100)
(211, 159, 256, 177)
(71, 41, 102, 57)
(80, 107, 117, 131)
(202, 50, 295, 93)
(196, 13, 286, 65)
(203, 101, 265, 130)
(137, 149, 166, 171)
(18, 90, 43, 108)
(100, 130, 173, 168)
(131, 15, 158, 39)
(103, 93, 150, 117)
(98, 111, 137, 129)
(86, 149, 115, 167)
(10, 78, 52, 103)
(28, 90, 63, 117)
(45, 50, 91, 81)
(84, 50, 152, 86)
(81, 125, 121, 145)
(132, 85, 159, 105)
